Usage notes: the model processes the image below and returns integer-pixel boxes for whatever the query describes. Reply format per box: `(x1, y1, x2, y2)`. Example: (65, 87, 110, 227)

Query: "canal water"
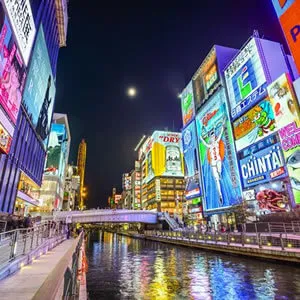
(86, 231, 300, 300)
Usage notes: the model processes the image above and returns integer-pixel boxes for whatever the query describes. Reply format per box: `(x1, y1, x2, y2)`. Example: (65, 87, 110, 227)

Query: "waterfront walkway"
(0, 238, 75, 300)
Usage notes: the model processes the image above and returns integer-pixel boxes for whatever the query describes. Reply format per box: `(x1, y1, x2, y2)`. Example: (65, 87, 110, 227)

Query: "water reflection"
(86, 231, 300, 299)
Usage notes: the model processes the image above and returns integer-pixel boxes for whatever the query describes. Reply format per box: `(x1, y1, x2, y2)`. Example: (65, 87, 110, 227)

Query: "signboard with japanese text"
(233, 98, 277, 151)
(268, 73, 300, 205)
(224, 38, 267, 120)
(3, 0, 36, 65)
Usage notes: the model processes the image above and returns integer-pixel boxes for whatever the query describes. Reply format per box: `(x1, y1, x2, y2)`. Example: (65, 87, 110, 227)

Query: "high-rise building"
(0, 0, 69, 215)
(37, 113, 71, 213)
(77, 139, 87, 209)
(140, 131, 185, 215)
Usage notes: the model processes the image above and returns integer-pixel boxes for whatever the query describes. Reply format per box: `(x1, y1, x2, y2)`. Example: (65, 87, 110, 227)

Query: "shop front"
(14, 172, 40, 216)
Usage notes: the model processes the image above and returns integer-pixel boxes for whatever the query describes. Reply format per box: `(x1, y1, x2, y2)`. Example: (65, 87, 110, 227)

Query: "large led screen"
(0, 12, 26, 125)
(3, 0, 36, 65)
(22, 25, 55, 145)
(180, 81, 195, 127)
(196, 88, 242, 212)
(144, 131, 184, 183)
(268, 73, 300, 205)
(233, 98, 277, 151)
(44, 124, 67, 178)
(224, 38, 267, 120)
(182, 121, 202, 199)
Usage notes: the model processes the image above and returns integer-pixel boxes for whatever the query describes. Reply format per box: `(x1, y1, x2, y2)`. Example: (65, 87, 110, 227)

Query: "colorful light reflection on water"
(86, 232, 300, 299)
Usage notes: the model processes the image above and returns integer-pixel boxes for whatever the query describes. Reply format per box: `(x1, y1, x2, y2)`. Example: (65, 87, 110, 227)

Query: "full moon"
(127, 87, 137, 97)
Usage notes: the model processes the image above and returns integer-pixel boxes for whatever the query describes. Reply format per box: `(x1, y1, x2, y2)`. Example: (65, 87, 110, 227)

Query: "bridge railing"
(0, 221, 67, 270)
(144, 230, 300, 251)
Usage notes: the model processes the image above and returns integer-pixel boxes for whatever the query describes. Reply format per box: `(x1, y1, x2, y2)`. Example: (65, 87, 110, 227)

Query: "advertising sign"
(268, 73, 300, 204)
(193, 48, 219, 110)
(233, 98, 277, 151)
(196, 88, 242, 212)
(44, 124, 67, 177)
(155, 179, 161, 201)
(272, 0, 300, 73)
(182, 121, 202, 199)
(0, 121, 11, 153)
(224, 38, 267, 119)
(239, 142, 287, 188)
(144, 131, 184, 183)
(180, 81, 195, 127)
(122, 173, 131, 191)
(3, 0, 36, 66)
(0, 13, 26, 125)
(22, 25, 55, 145)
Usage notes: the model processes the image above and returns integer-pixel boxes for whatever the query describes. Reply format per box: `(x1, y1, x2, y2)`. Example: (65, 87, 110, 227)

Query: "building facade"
(0, 0, 68, 215)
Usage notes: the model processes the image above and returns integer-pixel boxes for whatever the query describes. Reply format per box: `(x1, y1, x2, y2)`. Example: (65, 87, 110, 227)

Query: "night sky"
(54, 0, 287, 208)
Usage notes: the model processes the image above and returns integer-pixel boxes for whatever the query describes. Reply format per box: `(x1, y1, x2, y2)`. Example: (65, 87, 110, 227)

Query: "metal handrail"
(144, 230, 300, 251)
(0, 221, 67, 270)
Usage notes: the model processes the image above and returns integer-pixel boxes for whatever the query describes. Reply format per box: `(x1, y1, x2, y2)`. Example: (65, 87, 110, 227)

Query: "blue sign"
(272, 0, 295, 18)
(224, 38, 267, 120)
(196, 88, 242, 212)
(240, 142, 288, 188)
(182, 121, 202, 199)
(22, 25, 55, 145)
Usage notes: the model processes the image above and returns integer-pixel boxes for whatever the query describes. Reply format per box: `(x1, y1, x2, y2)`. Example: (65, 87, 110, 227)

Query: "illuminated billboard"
(268, 73, 300, 205)
(0, 12, 26, 125)
(239, 140, 287, 188)
(272, 0, 300, 73)
(3, 0, 36, 66)
(180, 81, 195, 127)
(22, 25, 55, 145)
(0, 121, 12, 153)
(193, 48, 220, 110)
(122, 173, 131, 191)
(224, 38, 267, 120)
(195, 88, 242, 212)
(44, 124, 67, 177)
(144, 131, 184, 183)
(233, 98, 277, 151)
(182, 121, 202, 199)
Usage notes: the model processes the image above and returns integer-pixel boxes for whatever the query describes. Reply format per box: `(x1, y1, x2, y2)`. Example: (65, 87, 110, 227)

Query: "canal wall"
(117, 231, 300, 263)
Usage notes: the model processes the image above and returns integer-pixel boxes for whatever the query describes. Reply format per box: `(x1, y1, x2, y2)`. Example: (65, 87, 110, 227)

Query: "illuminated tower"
(77, 139, 87, 209)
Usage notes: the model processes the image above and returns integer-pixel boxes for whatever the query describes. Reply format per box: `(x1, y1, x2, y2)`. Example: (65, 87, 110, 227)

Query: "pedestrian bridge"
(52, 209, 158, 224)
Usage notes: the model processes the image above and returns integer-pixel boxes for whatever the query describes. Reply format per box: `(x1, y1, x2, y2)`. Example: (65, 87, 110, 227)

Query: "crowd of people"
(4, 214, 38, 231)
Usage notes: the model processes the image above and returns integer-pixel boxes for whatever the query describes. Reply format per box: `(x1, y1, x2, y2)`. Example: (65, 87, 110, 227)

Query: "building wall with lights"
(0, 0, 69, 215)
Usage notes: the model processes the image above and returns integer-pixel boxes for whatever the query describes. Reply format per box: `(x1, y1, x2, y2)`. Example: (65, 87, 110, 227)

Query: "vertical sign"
(272, 0, 300, 73)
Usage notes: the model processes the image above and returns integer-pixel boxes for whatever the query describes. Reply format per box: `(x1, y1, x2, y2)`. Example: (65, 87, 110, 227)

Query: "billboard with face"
(143, 131, 184, 183)
(272, 0, 300, 73)
(44, 124, 67, 177)
(180, 81, 195, 127)
(0, 121, 11, 153)
(182, 121, 202, 199)
(224, 38, 267, 120)
(196, 88, 242, 212)
(193, 48, 219, 110)
(233, 98, 277, 151)
(0, 13, 26, 125)
(22, 25, 55, 145)
(268, 73, 300, 205)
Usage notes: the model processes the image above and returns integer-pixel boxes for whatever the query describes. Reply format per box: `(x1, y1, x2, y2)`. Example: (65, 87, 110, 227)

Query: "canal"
(86, 231, 300, 299)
